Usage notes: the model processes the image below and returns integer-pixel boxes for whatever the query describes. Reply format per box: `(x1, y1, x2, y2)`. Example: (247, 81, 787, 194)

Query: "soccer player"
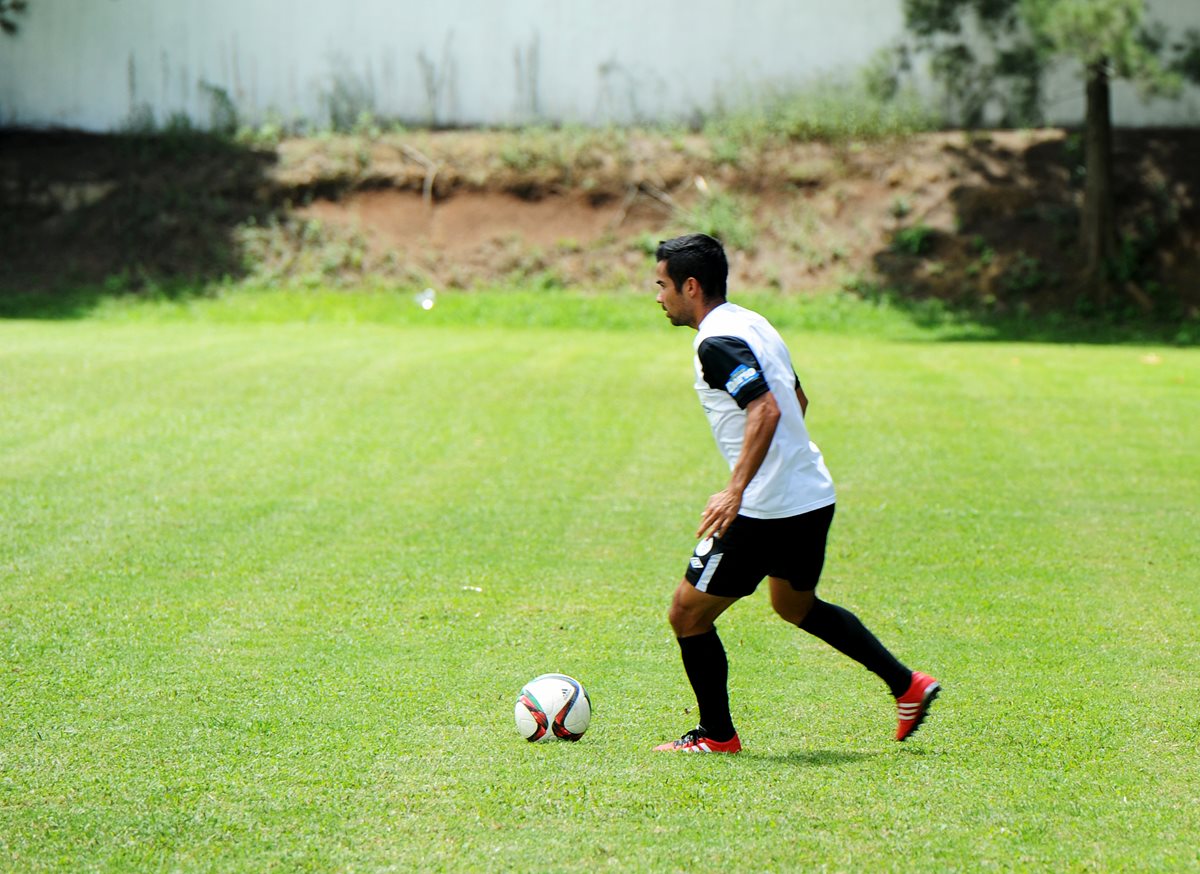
(651, 233, 939, 754)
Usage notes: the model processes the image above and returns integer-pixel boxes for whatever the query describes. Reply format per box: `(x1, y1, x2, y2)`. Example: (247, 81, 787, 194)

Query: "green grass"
(15, 283, 1195, 346)
(2, 290, 1199, 871)
(704, 78, 939, 155)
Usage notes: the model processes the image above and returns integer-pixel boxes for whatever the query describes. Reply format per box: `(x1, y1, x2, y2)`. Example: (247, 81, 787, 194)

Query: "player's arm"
(794, 371, 808, 417)
(697, 391, 779, 540)
(694, 335, 779, 540)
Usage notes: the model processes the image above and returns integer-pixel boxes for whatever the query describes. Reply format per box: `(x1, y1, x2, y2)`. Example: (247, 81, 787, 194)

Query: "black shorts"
(684, 503, 835, 598)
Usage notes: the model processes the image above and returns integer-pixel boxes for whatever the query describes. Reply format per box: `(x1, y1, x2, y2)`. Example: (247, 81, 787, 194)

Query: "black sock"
(677, 627, 736, 741)
(799, 599, 912, 697)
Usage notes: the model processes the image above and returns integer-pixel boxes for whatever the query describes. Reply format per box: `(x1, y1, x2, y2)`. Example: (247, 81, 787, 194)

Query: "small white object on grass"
(416, 288, 437, 311)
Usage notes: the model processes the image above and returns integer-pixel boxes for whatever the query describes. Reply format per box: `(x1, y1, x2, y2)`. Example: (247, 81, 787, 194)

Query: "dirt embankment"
(3, 127, 1198, 317)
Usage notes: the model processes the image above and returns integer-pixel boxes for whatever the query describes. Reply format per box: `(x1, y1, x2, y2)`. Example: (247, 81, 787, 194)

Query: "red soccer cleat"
(653, 728, 742, 754)
(896, 671, 940, 741)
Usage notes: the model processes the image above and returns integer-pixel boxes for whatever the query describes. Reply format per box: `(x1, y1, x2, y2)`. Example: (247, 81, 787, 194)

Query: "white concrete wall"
(1, 0, 1196, 131)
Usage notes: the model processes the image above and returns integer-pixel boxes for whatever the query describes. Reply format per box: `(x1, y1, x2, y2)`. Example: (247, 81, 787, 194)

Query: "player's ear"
(682, 276, 700, 299)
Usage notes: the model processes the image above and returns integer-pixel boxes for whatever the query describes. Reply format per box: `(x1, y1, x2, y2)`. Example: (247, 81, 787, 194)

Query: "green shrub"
(704, 77, 940, 148)
(681, 192, 758, 252)
(891, 223, 936, 256)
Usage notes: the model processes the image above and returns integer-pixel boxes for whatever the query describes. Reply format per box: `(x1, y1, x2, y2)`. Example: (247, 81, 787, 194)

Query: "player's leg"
(656, 521, 766, 753)
(660, 580, 740, 748)
(770, 576, 912, 697)
(667, 575, 737, 637)
(767, 504, 941, 740)
(770, 577, 939, 739)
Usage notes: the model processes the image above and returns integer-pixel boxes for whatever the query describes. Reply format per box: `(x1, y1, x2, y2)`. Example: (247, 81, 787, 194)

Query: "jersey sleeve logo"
(725, 364, 760, 397)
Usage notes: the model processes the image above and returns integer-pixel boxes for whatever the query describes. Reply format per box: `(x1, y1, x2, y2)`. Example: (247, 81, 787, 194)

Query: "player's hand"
(697, 488, 742, 541)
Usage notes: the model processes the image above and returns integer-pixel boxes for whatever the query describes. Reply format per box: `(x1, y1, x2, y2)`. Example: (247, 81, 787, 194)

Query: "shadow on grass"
(871, 290, 1200, 346)
(0, 129, 280, 319)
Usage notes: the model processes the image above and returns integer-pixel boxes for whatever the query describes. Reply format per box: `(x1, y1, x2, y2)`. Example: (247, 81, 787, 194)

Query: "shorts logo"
(725, 365, 759, 397)
(695, 537, 714, 557)
(690, 557, 704, 570)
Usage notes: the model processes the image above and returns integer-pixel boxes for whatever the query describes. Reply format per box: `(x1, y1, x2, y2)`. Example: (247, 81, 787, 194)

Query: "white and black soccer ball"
(514, 673, 592, 742)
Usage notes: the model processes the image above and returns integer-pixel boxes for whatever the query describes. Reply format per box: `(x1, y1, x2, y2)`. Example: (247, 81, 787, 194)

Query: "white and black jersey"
(693, 302, 835, 518)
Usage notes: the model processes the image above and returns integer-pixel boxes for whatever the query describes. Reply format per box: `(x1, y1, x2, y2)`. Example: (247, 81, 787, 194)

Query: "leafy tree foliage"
(0, 0, 27, 36)
(900, 0, 1200, 305)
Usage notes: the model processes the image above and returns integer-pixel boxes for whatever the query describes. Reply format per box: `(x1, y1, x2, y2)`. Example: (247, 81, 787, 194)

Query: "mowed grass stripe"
(807, 339, 1200, 869)
(1, 323, 701, 871)
(1, 319, 1198, 871)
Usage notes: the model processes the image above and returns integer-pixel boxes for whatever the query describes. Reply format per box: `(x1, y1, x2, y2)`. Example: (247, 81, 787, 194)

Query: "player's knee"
(772, 588, 815, 626)
(774, 604, 809, 626)
(667, 600, 708, 637)
(667, 602, 691, 636)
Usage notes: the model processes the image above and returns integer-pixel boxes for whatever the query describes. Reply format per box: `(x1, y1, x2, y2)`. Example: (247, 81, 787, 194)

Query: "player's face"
(655, 260, 691, 327)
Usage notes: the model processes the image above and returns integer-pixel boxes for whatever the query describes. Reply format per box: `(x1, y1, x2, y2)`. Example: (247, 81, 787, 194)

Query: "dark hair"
(655, 233, 728, 302)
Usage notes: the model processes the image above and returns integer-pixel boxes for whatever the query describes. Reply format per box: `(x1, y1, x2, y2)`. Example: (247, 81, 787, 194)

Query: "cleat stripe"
(897, 684, 940, 740)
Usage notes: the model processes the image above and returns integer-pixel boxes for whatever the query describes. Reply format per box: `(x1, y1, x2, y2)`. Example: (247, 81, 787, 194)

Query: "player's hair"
(655, 233, 728, 302)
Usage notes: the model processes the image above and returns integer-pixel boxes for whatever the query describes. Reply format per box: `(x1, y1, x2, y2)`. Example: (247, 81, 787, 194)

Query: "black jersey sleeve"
(697, 336, 770, 409)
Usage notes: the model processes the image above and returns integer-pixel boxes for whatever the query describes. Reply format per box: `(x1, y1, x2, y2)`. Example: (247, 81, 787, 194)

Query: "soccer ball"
(514, 673, 592, 742)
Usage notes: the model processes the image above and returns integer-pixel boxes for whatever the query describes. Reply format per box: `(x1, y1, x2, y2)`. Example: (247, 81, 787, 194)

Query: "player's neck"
(692, 298, 727, 330)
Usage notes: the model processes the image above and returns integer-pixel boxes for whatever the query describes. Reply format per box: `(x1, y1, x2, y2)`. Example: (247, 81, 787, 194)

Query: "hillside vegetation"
(2, 123, 1198, 330)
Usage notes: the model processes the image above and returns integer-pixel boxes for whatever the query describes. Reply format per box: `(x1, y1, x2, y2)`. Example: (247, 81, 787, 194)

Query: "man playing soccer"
(652, 233, 939, 753)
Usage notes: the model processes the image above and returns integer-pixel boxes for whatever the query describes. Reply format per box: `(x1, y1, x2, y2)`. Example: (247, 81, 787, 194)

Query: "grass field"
(2, 290, 1198, 871)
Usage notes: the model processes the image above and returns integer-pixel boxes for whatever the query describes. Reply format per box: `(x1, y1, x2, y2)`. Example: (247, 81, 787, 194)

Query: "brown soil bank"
(2, 127, 1198, 319)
